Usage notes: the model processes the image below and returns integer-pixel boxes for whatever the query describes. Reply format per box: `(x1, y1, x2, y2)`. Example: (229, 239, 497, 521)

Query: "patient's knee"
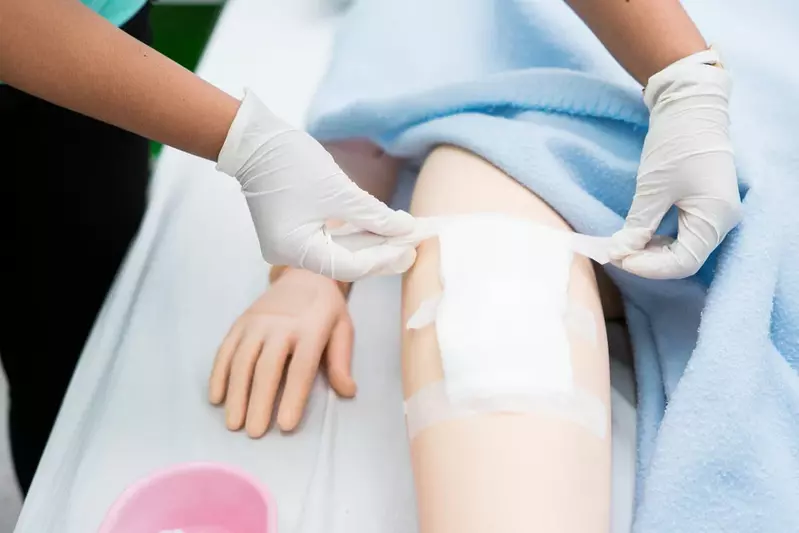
(401, 214, 608, 422)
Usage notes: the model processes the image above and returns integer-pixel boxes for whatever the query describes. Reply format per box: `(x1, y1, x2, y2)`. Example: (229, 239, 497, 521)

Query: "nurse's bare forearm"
(0, 0, 239, 161)
(564, 0, 707, 84)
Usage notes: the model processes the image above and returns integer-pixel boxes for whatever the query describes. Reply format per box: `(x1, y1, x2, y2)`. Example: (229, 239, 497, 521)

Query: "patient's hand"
(209, 268, 355, 437)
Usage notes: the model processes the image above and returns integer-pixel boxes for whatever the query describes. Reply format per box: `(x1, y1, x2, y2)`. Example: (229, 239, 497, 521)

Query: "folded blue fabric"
(307, 0, 799, 531)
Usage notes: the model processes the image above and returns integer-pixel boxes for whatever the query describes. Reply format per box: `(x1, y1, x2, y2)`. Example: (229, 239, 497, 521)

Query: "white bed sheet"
(15, 1, 636, 531)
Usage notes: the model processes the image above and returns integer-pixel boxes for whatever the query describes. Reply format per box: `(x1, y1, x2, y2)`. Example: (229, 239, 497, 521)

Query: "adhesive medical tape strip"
(327, 214, 613, 266)
(404, 381, 607, 440)
(401, 214, 611, 331)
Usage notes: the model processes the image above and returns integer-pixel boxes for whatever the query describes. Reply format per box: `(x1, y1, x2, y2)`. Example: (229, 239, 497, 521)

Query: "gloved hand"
(217, 90, 417, 282)
(610, 49, 742, 279)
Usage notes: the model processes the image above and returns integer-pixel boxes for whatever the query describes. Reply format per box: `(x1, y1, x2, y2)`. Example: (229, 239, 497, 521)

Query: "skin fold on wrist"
(268, 265, 352, 297)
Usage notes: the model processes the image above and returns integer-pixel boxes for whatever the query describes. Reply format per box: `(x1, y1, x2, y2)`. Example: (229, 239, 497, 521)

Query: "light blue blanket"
(306, 0, 799, 531)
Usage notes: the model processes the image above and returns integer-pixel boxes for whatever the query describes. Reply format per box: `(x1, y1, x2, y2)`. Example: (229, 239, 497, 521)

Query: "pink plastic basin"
(98, 462, 276, 533)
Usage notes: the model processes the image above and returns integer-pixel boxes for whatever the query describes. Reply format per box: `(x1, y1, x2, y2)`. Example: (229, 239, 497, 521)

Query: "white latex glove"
(217, 90, 417, 281)
(610, 49, 742, 279)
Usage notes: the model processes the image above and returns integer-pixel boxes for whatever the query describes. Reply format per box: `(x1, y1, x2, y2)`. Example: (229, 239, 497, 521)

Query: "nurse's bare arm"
(564, 0, 708, 84)
(0, 0, 239, 161)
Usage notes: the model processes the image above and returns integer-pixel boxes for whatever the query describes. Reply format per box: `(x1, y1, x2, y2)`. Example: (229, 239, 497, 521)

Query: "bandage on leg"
(405, 381, 606, 440)
(403, 213, 610, 533)
(404, 214, 607, 439)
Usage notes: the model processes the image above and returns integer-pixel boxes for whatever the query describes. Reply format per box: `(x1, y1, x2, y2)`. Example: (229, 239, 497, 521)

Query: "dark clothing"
(0, 3, 152, 494)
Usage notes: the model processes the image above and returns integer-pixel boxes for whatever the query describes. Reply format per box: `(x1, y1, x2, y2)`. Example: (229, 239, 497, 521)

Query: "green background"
(149, 1, 224, 157)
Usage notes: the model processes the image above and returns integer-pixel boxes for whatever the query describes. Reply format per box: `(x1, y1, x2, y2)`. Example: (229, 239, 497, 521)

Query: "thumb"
(610, 183, 673, 260)
(334, 182, 416, 237)
(619, 210, 713, 279)
(326, 318, 356, 398)
(618, 238, 699, 280)
(302, 230, 417, 281)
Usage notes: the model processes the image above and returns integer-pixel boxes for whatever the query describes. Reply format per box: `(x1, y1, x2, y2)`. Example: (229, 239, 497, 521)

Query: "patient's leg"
(402, 146, 610, 533)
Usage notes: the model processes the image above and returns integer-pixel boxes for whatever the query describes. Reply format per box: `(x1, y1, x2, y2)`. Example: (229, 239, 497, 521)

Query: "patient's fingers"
(225, 331, 265, 431)
(245, 335, 292, 438)
(277, 331, 328, 432)
(326, 318, 356, 398)
(209, 321, 245, 404)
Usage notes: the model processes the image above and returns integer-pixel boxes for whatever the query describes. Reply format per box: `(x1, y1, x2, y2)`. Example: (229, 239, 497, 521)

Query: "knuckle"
(250, 314, 294, 333)
(232, 316, 250, 331)
(290, 351, 320, 374)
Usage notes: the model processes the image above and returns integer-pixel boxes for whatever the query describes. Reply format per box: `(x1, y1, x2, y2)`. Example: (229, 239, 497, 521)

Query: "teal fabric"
(81, 0, 147, 27)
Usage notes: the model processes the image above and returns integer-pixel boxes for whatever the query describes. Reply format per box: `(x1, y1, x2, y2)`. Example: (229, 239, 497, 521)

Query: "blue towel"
(306, 0, 799, 531)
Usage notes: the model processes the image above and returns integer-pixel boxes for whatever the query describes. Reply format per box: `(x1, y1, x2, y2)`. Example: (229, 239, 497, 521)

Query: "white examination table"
(15, 1, 637, 531)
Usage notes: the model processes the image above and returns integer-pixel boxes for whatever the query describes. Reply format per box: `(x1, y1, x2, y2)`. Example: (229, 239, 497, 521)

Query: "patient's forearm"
(564, 0, 707, 84)
(0, 0, 240, 161)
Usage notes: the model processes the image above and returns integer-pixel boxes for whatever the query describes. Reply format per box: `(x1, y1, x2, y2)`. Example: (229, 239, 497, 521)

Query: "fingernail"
(226, 415, 242, 431)
(277, 409, 297, 432)
(246, 421, 267, 439)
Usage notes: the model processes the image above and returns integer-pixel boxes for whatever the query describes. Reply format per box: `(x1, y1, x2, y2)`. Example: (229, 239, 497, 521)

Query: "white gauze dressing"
(402, 213, 608, 439)
(431, 215, 575, 401)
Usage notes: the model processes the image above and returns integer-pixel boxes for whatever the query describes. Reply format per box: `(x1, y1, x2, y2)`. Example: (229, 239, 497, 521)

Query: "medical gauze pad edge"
(404, 214, 608, 439)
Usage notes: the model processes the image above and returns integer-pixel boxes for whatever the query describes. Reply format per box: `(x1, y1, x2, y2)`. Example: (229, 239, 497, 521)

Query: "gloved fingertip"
(619, 255, 665, 279)
(609, 227, 653, 260)
(608, 258, 625, 271)
(391, 247, 418, 274)
(368, 246, 417, 276)
(386, 209, 417, 236)
(620, 251, 695, 280)
(607, 245, 630, 262)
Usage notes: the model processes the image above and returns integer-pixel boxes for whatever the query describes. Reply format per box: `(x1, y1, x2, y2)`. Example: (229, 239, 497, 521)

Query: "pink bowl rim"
(97, 461, 278, 533)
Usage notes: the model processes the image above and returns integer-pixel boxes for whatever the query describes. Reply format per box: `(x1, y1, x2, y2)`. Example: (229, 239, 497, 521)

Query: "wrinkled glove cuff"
(216, 89, 295, 178)
(643, 48, 729, 110)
